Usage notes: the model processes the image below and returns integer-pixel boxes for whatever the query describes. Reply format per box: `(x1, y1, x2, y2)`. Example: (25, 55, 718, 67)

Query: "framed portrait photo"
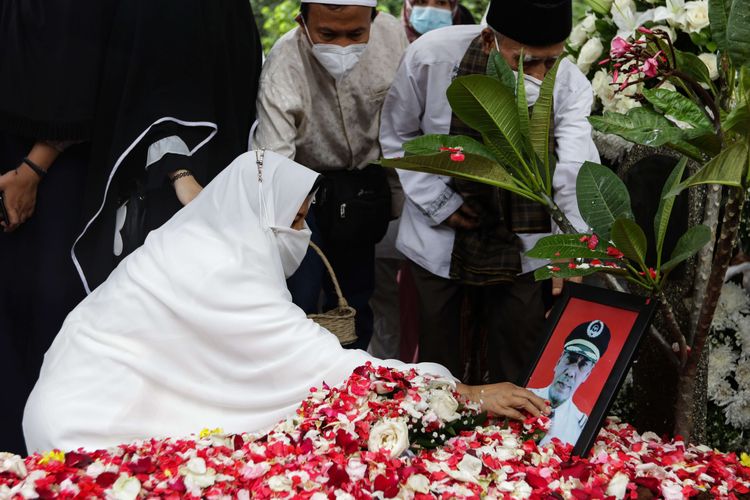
(522, 282, 655, 457)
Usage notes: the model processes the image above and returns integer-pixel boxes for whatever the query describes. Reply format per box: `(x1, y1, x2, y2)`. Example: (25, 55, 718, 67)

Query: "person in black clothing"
(0, 0, 262, 455)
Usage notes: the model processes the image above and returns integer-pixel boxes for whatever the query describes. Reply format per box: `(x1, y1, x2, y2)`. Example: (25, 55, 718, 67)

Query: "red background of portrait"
(526, 297, 639, 415)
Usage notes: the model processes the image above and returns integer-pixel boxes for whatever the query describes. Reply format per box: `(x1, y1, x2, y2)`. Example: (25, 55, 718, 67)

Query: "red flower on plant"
(606, 246, 625, 259)
(610, 37, 632, 58)
(642, 56, 660, 78)
(587, 234, 599, 250)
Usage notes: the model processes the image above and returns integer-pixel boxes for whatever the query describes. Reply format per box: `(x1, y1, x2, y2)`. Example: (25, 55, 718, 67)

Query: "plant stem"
(688, 184, 722, 345)
(649, 324, 681, 368)
(675, 187, 746, 441)
(656, 290, 688, 367)
(686, 187, 746, 375)
(541, 194, 578, 234)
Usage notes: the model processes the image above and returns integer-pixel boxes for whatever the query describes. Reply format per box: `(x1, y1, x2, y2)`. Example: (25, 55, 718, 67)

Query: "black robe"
(73, 0, 262, 292)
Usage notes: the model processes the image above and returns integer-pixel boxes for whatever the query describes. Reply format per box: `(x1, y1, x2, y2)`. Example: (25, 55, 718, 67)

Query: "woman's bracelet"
(22, 157, 47, 179)
(169, 170, 193, 184)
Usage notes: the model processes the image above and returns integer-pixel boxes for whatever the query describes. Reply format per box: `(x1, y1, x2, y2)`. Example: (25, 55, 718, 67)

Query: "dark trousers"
(286, 211, 375, 351)
(409, 261, 545, 385)
(0, 135, 88, 455)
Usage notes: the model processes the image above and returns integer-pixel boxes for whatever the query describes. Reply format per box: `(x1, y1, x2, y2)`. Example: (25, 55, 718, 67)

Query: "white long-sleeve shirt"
(380, 25, 599, 279)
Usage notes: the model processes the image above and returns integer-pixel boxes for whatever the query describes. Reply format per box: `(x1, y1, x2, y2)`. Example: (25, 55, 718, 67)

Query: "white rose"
(406, 474, 431, 493)
(367, 418, 409, 457)
(569, 13, 597, 50)
(683, 0, 709, 32)
(606, 472, 630, 499)
(268, 475, 293, 492)
(577, 37, 604, 74)
(109, 474, 141, 500)
(427, 389, 460, 422)
(698, 53, 719, 80)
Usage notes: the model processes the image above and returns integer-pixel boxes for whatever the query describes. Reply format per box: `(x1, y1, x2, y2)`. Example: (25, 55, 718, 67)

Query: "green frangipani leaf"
(708, 0, 731, 53)
(723, 103, 750, 136)
(641, 88, 713, 137)
(447, 75, 525, 174)
(530, 57, 562, 193)
(516, 53, 530, 142)
(668, 142, 749, 196)
(381, 152, 535, 200)
(742, 65, 750, 105)
(525, 234, 611, 259)
(487, 50, 516, 92)
(611, 218, 648, 267)
(727, 0, 750, 67)
(675, 50, 713, 89)
(576, 162, 634, 242)
(589, 108, 685, 148)
(404, 135, 496, 162)
(654, 157, 687, 269)
(661, 225, 712, 272)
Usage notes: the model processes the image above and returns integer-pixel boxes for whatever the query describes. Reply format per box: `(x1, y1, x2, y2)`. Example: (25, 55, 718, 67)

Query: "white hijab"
(24, 151, 451, 452)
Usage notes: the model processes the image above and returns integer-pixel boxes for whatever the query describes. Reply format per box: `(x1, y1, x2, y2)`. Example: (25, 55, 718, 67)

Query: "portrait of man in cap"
(529, 319, 611, 446)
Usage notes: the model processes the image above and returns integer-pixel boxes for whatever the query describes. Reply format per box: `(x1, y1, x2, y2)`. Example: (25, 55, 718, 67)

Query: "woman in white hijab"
(23, 150, 547, 453)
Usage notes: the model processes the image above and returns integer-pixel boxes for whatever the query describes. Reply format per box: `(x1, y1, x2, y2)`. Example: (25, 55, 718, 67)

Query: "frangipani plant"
(382, 51, 578, 233)
(380, 16, 745, 440)
(534, 0, 750, 439)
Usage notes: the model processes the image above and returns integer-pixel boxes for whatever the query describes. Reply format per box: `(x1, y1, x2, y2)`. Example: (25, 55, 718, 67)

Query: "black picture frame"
(521, 282, 656, 457)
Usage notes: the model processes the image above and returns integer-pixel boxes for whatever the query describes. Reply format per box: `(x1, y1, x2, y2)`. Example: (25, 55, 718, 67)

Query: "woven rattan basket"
(307, 241, 358, 346)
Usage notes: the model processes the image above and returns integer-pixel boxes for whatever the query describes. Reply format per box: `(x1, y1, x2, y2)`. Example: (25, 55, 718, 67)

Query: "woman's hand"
(0, 166, 40, 232)
(172, 172, 203, 206)
(457, 382, 550, 421)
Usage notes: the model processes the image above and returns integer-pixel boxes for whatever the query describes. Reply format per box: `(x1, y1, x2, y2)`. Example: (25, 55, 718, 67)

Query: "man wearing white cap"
(254, 0, 408, 351)
(379, 0, 600, 382)
(529, 319, 611, 446)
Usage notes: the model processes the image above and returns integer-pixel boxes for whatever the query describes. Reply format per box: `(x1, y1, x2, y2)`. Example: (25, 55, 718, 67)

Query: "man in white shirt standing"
(529, 319, 611, 446)
(255, 0, 408, 350)
(380, 0, 600, 381)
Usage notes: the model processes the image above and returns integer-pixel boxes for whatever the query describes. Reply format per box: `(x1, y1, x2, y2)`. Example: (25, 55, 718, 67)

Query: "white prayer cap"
(301, 0, 377, 7)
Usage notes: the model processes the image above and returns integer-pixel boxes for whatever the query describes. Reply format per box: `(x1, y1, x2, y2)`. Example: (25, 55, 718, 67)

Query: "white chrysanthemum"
(734, 361, 750, 391)
(709, 378, 735, 406)
(713, 282, 750, 331)
(736, 315, 750, 353)
(724, 395, 750, 428)
(709, 341, 738, 381)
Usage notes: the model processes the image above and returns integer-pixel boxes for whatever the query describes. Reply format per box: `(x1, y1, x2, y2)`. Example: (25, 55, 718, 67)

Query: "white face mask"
(302, 20, 367, 80)
(272, 223, 312, 278)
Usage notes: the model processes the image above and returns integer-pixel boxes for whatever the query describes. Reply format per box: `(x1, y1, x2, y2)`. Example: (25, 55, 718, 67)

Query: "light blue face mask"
(409, 6, 452, 35)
